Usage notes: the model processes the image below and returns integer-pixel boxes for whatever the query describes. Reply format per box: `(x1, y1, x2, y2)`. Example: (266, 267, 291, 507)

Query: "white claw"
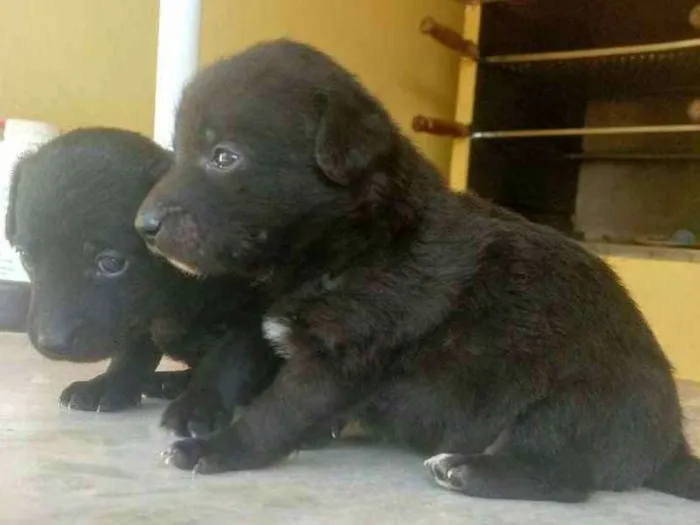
(424, 454, 462, 491)
(161, 450, 174, 465)
(424, 453, 453, 469)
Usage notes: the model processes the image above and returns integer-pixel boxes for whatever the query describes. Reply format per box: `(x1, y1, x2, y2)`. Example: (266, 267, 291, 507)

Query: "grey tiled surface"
(0, 333, 698, 524)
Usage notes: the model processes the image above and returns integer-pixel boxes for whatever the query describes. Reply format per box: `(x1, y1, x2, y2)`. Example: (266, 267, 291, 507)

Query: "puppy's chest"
(150, 317, 188, 349)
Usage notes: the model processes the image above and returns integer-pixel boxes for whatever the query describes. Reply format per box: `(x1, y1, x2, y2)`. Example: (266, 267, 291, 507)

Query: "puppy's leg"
(161, 328, 280, 438)
(162, 267, 454, 472)
(161, 355, 358, 472)
(425, 383, 639, 502)
(60, 340, 162, 412)
(424, 453, 590, 503)
(161, 339, 345, 445)
(143, 370, 193, 400)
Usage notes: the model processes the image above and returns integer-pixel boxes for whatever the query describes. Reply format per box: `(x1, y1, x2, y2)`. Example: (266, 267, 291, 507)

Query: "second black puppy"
(137, 41, 700, 502)
(7, 129, 278, 436)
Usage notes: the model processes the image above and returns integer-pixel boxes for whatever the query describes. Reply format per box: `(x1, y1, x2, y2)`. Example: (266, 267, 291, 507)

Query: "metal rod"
(472, 124, 700, 140)
(484, 38, 700, 65)
(568, 153, 700, 162)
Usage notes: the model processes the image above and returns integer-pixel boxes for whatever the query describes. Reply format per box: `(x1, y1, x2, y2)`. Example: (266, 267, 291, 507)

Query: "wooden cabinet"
(416, 0, 700, 381)
(418, 0, 700, 245)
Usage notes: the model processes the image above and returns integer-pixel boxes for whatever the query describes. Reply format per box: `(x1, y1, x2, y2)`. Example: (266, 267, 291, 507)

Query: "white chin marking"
(147, 244, 163, 256)
(262, 317, 293, 359)
(165, 257, 203, 277)
(145, 245, 201, 276)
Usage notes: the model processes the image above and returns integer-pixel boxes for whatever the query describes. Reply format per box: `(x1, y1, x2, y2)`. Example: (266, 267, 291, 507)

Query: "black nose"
(135, 208, 164, 240)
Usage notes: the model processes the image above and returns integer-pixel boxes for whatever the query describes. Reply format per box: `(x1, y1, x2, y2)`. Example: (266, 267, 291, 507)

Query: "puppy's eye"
(210, 144, 240, 172)
(95, 250, 129, 278)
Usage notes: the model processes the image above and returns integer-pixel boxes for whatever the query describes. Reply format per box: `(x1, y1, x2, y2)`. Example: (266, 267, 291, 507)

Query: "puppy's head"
(7, 129, 179, 362)
(136, 39, 423, 278)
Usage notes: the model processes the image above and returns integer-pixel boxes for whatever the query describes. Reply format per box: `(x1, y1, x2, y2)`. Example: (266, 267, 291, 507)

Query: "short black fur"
(137, 40, 700, 502)
(6, 129, 279, 437)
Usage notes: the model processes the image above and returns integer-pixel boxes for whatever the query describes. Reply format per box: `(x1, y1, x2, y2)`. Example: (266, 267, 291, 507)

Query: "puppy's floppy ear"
(314, 93, 396, 186)
(5, 152, 33, 244)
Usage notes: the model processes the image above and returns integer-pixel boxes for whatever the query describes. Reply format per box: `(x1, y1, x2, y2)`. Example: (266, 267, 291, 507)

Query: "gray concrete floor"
(0, 332, 699, 524)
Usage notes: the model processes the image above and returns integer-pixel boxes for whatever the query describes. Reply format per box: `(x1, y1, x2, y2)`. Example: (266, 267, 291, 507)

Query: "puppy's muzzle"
(36, 328, 76, 358)
(30, 317, 88, 361)
(135, 205, 206, 276)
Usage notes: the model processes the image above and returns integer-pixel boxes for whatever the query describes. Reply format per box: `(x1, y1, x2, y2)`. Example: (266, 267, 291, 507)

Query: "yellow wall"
(199, 0, 464, 173)
(606, 257, 700, 382)
(1, 0, 463, 173)
(0, 0, 159, 136)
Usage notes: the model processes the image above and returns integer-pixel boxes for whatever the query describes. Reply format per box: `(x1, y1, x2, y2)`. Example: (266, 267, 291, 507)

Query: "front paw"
(161, 388, 231, 438)
(161, 438, 234, 474)
(162, 437, 208, 471)
(161, 434, 282, 474)
(59, 377, 142, 412)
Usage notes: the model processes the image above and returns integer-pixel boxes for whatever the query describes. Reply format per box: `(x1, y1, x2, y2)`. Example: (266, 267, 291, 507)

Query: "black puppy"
(136, 40, 700, 502)
(6, 129, 279, 437)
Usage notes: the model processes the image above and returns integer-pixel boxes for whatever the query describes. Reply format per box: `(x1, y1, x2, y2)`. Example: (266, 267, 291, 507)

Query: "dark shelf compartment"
(568, 152, 700, 162)
(479, 0, 700, 56)
(482, 39, 700, 97)
(450, 0, 700, 241)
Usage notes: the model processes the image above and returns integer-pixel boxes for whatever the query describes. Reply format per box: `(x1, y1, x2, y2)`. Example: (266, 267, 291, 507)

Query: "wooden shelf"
(568, 153, 700, 162)
(485, 38, 700, 64)
(582, 241, 700, 263)
(477, 0, 700, 56)
(472, 124, 700, 140)
(483, 38, 700, 96)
